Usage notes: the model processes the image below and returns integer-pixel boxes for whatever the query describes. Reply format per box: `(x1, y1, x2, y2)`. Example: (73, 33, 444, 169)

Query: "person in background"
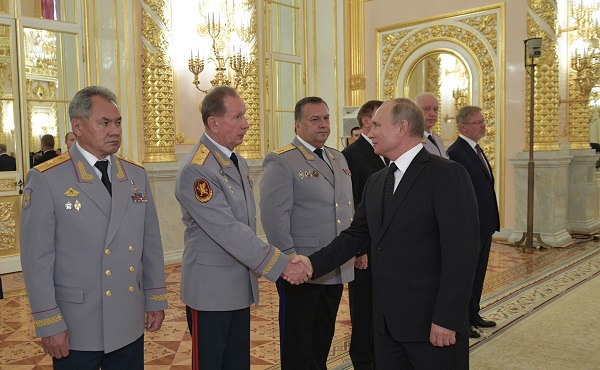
(447, 105, 500, 339)
(305, 98, 479, 369)
(260, 96, 355, 369)
(349, 126, 362, 145)
(33, 134, 58, 166)
(341, 99, 384, 370)
(0, 143, 16, 171)
(20, 86, 168, 370)
(65, 131, 76, 150)
(415, 92, 448, 158)
(175, 86, 312, 370)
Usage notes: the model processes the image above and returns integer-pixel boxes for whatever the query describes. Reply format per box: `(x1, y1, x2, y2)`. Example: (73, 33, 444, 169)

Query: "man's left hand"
(145, 310, 165, 332)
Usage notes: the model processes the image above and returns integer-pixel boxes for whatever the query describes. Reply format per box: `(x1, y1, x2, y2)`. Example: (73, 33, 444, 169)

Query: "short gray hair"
(388, 98, 424, 137)
(0, 143, 6, 152)
(201, 86, 239, 126)
(414, 92, 438, 106)
(69, 86, 118, 120)
(456, 105, 482, 126)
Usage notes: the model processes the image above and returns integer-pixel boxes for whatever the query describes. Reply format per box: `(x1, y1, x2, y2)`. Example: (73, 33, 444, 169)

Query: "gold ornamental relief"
(380, 21, 498, 170)
(141, 0, 177, 163)
(0, 196, 20, 257)
(0, 178, 15, 192)
(525, 10, 560, 151)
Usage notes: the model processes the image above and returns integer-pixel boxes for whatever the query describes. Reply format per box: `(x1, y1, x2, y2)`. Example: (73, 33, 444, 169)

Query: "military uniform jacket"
(20, 145, 168, 353)
(175, 134, 288, 312)
(260, 137, 355, 284)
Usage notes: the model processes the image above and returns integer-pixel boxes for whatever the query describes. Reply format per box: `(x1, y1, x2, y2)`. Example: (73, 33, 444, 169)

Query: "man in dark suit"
(447, 105, 500, 338)
(33, 134, 58, 166)
(341, 99, 383, 370)
(304, 98, 480, 369)
(0, 143, 16, 171)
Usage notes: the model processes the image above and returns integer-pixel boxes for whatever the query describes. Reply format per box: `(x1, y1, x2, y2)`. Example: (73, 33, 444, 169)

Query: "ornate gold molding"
(526, 1, 560, 151)
(235, 0, 261, 160)
(345, 0, 366, 105)
(141, 0, 177, 162)
(0, 178, 15, 192)
(378, 10, 500, 170)
(0, 196, 20, 257)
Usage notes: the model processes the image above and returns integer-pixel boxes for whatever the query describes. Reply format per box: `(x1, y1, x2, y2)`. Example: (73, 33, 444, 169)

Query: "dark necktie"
(94, 160, 112, 196)
(314, 148, 332, 171)
(427, 134, 442, 155)
(230, 152, 240, 173)
(383, 163, 398, 217)
(475, 144, 490, 175)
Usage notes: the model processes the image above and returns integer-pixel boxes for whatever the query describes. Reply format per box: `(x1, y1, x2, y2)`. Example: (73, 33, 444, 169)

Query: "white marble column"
(568, 149, 600, 234)
(145, 161, 185, 265)
(508, 150, 573, 247)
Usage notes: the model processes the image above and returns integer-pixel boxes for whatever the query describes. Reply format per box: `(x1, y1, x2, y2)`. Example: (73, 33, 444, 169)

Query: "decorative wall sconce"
(188, 0, 254, 93)
(452, 87, 468, 113)
(571, 42, 600, 97)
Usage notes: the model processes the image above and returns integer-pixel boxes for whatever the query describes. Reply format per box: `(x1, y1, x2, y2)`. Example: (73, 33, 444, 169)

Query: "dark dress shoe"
(476, 317, 496, 328)
(469, 326, 481, 338)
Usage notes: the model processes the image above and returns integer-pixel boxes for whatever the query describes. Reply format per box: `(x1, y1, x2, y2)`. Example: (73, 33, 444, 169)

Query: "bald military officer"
(20, 86, 168, 370)
(260, 96, 355, 369)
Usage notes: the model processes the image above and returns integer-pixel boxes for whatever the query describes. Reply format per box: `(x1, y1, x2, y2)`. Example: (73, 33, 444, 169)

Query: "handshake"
(281, 254, 313, 285)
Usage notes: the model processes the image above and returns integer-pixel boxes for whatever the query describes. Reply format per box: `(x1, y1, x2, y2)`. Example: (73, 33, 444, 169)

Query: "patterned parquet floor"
(0, 237, 597, 369)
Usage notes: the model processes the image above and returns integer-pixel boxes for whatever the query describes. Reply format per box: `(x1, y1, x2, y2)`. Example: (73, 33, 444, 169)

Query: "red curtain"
(41, 0, 55, 20)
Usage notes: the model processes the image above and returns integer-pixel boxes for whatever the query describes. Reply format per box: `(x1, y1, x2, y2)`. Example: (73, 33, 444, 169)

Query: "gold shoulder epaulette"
(116, 154, 144, 168)
(191, 143, 211, 165)
(273, 144, 295, 155)
(34, 153, 71, 172)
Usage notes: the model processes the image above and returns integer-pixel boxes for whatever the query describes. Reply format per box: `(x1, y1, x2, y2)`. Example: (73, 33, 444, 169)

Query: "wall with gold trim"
(365, 0, 531, 231)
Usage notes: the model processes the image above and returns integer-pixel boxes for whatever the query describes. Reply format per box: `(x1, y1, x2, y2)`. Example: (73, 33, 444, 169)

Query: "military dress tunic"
(20, 146, 168, 353)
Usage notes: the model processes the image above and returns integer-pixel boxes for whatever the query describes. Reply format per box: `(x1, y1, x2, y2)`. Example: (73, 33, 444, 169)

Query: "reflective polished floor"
(0, 238, 598, 369)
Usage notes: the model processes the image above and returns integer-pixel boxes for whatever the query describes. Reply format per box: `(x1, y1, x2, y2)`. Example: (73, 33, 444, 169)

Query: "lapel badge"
(305, 170, 311, 178)
(219, 169, 226, 176)
(228, 184, 234, 194)
(247, 175, 254, 188)
(74, 200, 81, 211)
(299, 171, 304, 179)
(343, 168, 351, 176)
(131, 181, 147, 203)
(65, 201, 73, 210)
(64, 187, 80, 197)
(312, 170, 319, 177)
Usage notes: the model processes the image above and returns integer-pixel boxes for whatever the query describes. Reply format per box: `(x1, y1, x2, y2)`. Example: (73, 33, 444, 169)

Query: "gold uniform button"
(337, 219, 341, 224)
(129, 245, 134, 252)
(105, 270, 111, 277)
(129, 286, 134, 292)
(335, 202, 339, 207)
(129, 266, 135, 272)
(350, 218, 353, 222)
(106, 290, 112, 297)
(105, 249, 110, 255)
(348, 201, 351, 206)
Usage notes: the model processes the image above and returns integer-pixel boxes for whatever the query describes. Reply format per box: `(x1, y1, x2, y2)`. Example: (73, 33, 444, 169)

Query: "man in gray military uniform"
(20, 86, 168, 370)
(175, 86, 311, 370)
(260, 96, 355, 369)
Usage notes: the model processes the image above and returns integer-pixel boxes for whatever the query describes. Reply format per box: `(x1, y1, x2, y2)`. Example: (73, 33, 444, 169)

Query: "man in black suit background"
(0, 143, 16, 171)
(341, 99, 383, 370)
(447, 105, 500, 338)
(305, 98, 479, 369)
(33, 134, 58, 166)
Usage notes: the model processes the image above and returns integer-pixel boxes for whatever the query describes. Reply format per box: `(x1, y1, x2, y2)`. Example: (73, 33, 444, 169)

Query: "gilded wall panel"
(0, 196, 20, 258)
(379, 8, 500, 171)
(526, 1, 559, 151)
(141, 0, 177, 162)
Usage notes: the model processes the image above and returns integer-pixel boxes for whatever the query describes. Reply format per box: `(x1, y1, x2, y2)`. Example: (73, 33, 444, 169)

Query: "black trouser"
(53, 334, 144, 370)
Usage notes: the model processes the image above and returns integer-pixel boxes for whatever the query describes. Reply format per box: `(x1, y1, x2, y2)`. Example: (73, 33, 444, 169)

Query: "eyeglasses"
(463, 119, 487, 125)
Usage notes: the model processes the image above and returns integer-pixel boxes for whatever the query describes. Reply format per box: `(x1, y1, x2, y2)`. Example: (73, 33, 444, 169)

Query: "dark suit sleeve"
(431, 161, 480, 330)
(342, 148, 362, 207)
(309, 182, 371, 278)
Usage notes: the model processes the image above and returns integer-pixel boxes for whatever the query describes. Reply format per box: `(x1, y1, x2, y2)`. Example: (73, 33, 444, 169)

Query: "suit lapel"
(105, 155, 131, 246)
(239, 157, 256, 230)
(358, 136, 386, 170)
(380, 149, 428, 236)
(70, 147, 111, 218)
(459, 137, 492, 180)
